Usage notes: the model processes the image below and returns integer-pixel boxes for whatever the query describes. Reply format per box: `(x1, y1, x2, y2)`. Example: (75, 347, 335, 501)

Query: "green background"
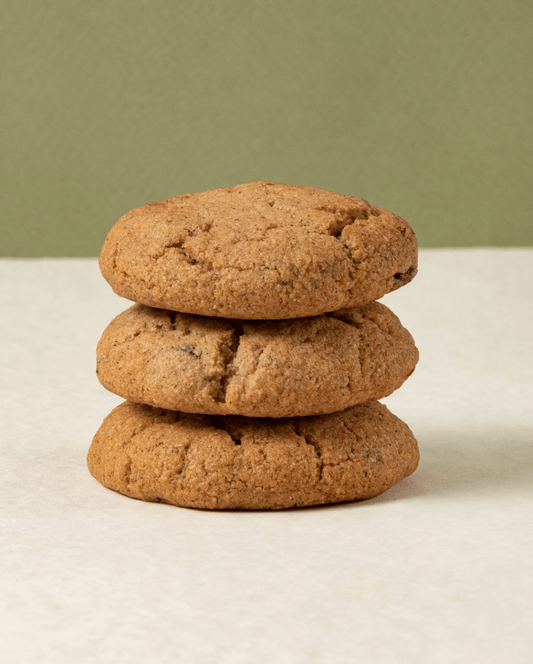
(1, 0, 532, 256)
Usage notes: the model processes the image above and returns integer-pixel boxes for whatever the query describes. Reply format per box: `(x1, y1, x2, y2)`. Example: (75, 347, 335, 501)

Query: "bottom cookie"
(87, 401, 419, 510)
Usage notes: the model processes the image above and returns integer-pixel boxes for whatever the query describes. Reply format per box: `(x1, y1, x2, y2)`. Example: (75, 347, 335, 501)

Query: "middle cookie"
(97, 301, 418, 418)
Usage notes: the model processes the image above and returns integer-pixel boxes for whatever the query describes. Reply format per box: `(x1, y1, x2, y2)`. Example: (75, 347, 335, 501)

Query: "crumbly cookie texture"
(99, 181, 418, 319)
(96, 301, 418, 418)
(87, 401, 419, 510)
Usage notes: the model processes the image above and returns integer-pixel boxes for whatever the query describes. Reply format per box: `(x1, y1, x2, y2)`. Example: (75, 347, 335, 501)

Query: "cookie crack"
(325, 309, 408, 395)
(123, 457, 132, 487)
(294, 426, 324, 482)
(323, 312, 364, 390)
(327, 306, 399, 339)
(163, 241, 213, 271)
(174, 345, 200, 358)
(166, 311, 193, 335)
(213, 327, 244, 403)
(337, 240, 365, 279)
(209, 415, 242, 445)
(391, 265, 417, 289)
(167, 441, 192, 477)
(318, 202, 380, 238)
(324, 310, 363, 329)
(124, 416, 162, 485)
(111, 243, 119, 270)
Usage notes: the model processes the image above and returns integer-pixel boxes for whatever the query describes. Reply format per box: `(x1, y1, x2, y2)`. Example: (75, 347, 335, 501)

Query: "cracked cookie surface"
(96, 301, 418, 417)
(99, 181, 418, 319)
(87, 401, 419, 509)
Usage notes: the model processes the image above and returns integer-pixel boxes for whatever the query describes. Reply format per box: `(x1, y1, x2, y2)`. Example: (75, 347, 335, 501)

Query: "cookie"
(87, 401, 419, 510)
(96, 301, 418, 418)
(99, 181, 417, 319)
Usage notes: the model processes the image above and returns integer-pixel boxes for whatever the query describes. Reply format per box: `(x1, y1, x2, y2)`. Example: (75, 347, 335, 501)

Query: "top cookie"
(100, 181, 418, 319)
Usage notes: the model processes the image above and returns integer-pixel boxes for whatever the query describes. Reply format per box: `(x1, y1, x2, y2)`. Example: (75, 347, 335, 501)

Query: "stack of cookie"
(88, 181, 420, 509)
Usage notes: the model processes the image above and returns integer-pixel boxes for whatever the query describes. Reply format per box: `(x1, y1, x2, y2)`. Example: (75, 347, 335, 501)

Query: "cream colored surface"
(1, 250, 532, 663)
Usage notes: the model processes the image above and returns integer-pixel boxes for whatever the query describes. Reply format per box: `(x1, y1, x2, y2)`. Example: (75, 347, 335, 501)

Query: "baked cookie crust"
(99, 181, 418, 319)
(87, 401, 419, 510)
(96, 301, 418, 418)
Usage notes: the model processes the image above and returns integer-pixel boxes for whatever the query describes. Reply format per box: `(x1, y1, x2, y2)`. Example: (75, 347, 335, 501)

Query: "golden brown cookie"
(96, 301, 418, 418)
(99, 181, 417, 319)
(87, 401, 419, 510)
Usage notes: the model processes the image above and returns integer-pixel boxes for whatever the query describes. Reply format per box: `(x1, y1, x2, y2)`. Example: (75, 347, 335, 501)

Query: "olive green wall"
(1, 0, 532, 256)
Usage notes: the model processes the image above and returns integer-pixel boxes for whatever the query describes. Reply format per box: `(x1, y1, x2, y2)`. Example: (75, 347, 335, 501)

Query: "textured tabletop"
(1, 249, 532, 664)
